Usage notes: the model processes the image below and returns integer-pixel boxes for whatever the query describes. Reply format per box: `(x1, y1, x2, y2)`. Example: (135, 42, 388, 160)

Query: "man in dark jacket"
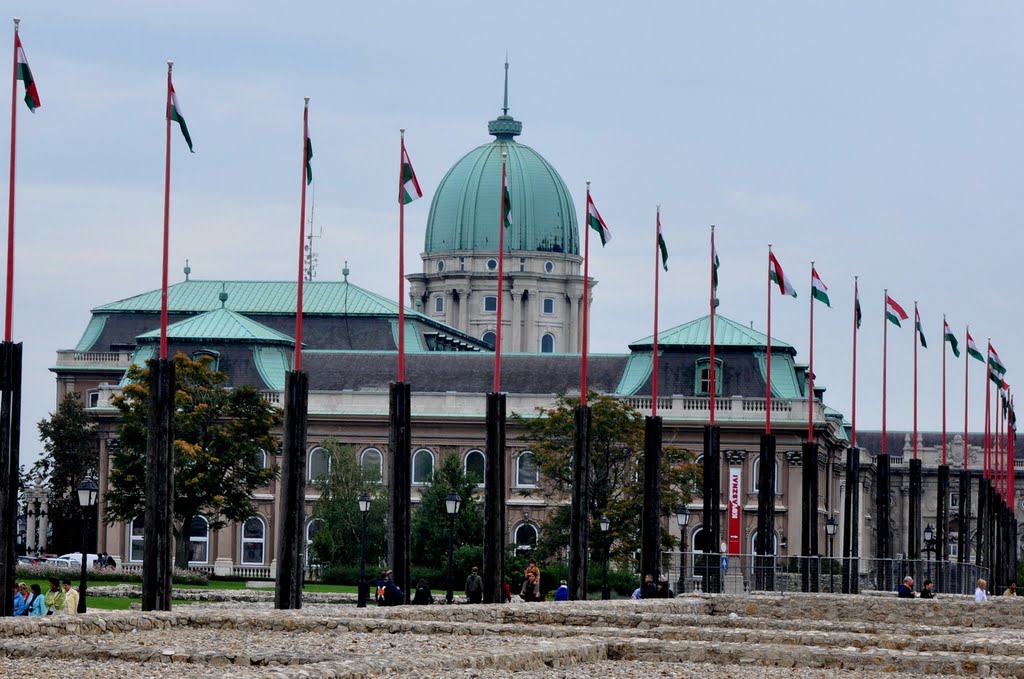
(897, 576, 915, 598)
(464, 566, 484, 604)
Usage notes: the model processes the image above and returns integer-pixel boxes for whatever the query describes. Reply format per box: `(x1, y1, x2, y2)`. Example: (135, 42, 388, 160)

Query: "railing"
(623, 396, 674, 411)
(659, 551, 992, 596)
(119, 562, 271, 580)
(55, 350, 134, 367)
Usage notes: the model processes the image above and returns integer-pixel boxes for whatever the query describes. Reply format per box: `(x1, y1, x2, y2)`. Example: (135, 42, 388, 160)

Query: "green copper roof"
(136, 307, 294, 345)
(630, 315, 794, 351)
(253, 345, 289, 390)
(95, 280, 419, 317)
(615, 351, 653, 396)
(755, 351, 803, 399)
(424, 130, 579, 255)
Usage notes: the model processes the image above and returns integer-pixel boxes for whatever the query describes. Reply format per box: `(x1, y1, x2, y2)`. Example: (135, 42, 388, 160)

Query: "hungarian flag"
(169, 81, 194, 153)
(587, 194, 611, 246)
(989, 343, 1007, 385)
(885, 295, 908, 327)
(657, 211, 668, 271)
(400, 146, 422, 204)
(811, 268, 830, 306)
(967, 331, 984, 362)
(502, 185, 512, 229)
(305, 137, 313, 186)
(768, 252, 797, 297)
(712, 236, 720, 290)
(14, 34, 39, 112)
(944, 320, 960, 358)
(915, 307, 927, 348)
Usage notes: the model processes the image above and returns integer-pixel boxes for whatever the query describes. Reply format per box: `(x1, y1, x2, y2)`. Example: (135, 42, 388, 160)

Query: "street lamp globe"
(357, 492, 372, 514)
(923, 523, 934, 543)
(445, 491, 462, 516)
(825, 515, 838, 537)
(77, 478, 98, 508)
(675, 506, 691, 528)
(600, 515, 610, 532)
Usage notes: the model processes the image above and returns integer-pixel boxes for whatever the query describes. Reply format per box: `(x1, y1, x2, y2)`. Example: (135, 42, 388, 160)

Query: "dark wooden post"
(387, 382, 411, 603)
(275, 370, 308, 609)
(143, 358, 174, 611)
(754, 433, 774, 592)
(640, 416, 662, 594)
(569, 404, 591, 600)
(0, 342, 21, 616)
(483, 392, 506, 604)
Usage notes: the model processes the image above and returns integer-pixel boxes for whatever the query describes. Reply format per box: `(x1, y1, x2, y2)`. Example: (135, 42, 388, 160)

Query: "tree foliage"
(36, 392, 99, 522)
(104, 353, 281, 568)
(410, 452, 483, 572)
(512, 392, 701, 566)
(309, 440, 388, 569)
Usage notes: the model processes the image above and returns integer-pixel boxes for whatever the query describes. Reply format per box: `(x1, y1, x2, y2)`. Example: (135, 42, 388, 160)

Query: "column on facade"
(568, 294, 579, 353)
(38, 502, 49, 553)
(522, 292, 535, 353)
(785, 450, 803, 558)
(458, 289, 470, 334)
(26, 511, 36, 553)
(444, 290, 456, 327)
(510, 289, 522, 353)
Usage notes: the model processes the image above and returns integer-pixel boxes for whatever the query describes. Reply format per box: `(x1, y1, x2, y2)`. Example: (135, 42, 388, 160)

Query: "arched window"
(129, 516, 145, 563)
(255, 449, 269, 469)
(482, 331, 496, 349)
(541, 334, 555, 353)
(360, 448, 383, 482)
(513, 522, 539, 553)
(464, 449, 485, 486)
(305, 519, 323, 567)
(749, 529, 779, 555)
(191, 350, 220, 371)
(434, 296, 444, 313)
(412, 448, 435, 485)
(751, 455, 781, 494)
(690, 527, 706, 577)
(515, 451, 539, 488)
(308, 446, 330, 481)
(694, 358, 724, 396)
(188, 516, 209, 565)
(241, 516, 267, 565)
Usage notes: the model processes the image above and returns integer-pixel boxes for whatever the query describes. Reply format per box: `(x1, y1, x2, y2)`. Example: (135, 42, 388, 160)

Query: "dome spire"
(488, 57, 522, 140)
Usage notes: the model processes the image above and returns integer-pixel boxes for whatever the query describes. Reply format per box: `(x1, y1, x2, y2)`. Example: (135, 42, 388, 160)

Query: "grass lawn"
(84, 596, 194, 610)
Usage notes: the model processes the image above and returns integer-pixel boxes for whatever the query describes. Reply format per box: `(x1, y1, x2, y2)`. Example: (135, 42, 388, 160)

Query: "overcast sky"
(6, 1, 1023, 464)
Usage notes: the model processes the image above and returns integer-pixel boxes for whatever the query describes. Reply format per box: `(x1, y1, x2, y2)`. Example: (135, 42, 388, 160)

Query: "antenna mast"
(303, 183, 322, 281)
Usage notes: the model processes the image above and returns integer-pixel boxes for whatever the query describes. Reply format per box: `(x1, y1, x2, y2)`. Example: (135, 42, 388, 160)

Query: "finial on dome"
(342, 261, 350, 282)
(183, 259, 191, 281)
(219, 283, 228, 307)
(488, 58, 522, 140)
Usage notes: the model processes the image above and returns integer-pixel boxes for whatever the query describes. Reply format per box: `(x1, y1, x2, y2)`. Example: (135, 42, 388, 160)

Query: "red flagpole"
(293, 98, 309, 371)
(942, 315, 947, 466)
(808, 263, 815, 441)
(1009, 394, 1015, 509)
(493, 153, 507, 393)
(964, 325, 970, 471)
(159, 62, 173, 360)
(397, 130, 407, 382)
(766, 245, 773, 434)
(996, 391, 1003, 497)
(580, 182, 591, 406)
(882, 289, 888, 454)
(851, 276, 858, 447)
(4, 19, 19, 342)
(652, 206, 660, 418)
(709, 226, 717, 426)
(913, 302, 919, 460)
(985, 339, 992, 479)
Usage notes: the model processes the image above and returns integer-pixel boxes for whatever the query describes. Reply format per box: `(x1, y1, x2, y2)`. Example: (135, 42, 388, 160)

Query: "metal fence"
(660, 551, 991, 595)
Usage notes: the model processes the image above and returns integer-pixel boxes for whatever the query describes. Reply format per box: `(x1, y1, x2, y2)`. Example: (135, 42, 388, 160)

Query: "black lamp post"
(676, 506, 691, 594)
(600, 515, 611, 600)
(76, 478, 98, 613)
(825, 515, 838, 594)
(445, 491, 462, 604)
(923, 523, 935, 581)
(356, 492, 371, 608)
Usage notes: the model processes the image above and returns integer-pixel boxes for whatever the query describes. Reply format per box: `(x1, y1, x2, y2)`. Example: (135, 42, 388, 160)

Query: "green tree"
(410, 452, 483, 575)
(309, 440, 387, 570)
(512, 392, 700, 567)
(36, 392, 100, 524)
(104, 353, 282, 569)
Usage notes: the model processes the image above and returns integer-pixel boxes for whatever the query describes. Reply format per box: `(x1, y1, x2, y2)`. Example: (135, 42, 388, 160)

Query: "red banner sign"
(728, 466, 742, 555)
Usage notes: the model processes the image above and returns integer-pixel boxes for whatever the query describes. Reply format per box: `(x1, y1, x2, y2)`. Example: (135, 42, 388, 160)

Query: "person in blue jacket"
(27, 584, 46, 616)
(554, 580, 569, 601)
(11, 584, 26, 616)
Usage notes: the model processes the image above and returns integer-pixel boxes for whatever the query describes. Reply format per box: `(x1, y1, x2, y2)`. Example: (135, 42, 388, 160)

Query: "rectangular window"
(950, 492, 959, 509)
(434, 296, 444, 313)
(519, 257, 526, 272)
(87, 391, 99, 408)
(543, 298, 555, 315)
(459, 257, 465, 271)
(696, 359, 724, 396)
(484, 296, 497, 312)
(948, 541, 959, 558)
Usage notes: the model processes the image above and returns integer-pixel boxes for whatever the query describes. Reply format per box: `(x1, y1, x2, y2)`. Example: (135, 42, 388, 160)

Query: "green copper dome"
(424, 118, 579, 255)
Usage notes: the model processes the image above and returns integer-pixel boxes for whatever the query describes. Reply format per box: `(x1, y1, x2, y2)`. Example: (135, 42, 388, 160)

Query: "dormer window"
(695, 358, 724, 396)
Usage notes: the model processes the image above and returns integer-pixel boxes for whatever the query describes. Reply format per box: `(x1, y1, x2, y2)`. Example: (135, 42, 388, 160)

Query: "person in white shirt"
(975, 578, 988, 602)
